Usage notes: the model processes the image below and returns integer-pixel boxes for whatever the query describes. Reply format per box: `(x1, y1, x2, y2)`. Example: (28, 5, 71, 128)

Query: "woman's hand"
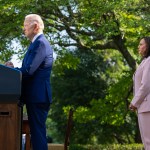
(129, 103, 137, 111)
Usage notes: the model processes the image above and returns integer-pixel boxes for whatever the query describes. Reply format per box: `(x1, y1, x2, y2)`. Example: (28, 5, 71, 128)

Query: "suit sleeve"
(131, 58, 150, 108)
(19, 41, 46, 76)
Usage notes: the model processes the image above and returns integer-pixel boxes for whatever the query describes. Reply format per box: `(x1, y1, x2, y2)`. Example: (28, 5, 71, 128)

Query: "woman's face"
(138, 39, 147, 57)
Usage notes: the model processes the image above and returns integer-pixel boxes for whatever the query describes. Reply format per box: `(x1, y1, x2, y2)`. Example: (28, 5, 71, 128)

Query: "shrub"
(69, 144, 144, 150)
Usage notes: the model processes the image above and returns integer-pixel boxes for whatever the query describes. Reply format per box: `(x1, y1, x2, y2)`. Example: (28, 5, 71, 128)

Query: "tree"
(51, 49, 109, 143)
(0, 0, 150, 144)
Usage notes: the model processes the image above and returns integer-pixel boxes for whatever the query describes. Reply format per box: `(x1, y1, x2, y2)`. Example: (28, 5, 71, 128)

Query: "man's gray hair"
(25, 14, 44, 30)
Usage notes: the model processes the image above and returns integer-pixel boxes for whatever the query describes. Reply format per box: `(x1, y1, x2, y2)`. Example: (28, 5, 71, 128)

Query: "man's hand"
(129, 103, 137, 111)
(5, 61, 14, 68)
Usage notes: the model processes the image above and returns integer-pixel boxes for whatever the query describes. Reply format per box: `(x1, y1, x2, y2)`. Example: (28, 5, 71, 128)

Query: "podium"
(0, 64, 22, 150)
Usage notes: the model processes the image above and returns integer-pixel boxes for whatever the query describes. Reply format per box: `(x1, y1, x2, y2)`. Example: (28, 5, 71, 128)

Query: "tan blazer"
(131, 56, 150, 113)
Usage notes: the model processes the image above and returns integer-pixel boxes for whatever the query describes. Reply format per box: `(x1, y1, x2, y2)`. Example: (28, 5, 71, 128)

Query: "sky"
(11, 54, 22, 68)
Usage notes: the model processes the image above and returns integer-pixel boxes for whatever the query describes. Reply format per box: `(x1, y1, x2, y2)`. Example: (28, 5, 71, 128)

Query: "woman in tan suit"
(129, 37, 150, 150)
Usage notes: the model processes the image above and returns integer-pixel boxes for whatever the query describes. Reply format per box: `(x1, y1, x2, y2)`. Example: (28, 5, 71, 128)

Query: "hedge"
(69, 144, 144, 150)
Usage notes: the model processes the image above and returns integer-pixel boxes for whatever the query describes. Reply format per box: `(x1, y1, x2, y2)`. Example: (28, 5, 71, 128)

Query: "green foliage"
(50, 49, 109, 143)
(69, 144, 144, 150)
(0, 0, 150, 145)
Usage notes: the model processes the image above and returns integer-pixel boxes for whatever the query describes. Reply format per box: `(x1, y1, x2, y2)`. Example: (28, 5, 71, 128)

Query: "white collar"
(32, 32, 43, 43)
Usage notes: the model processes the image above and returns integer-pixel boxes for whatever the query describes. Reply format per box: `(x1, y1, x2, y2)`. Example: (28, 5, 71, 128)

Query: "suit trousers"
(26, 103, 50, 150)
(138, 112, 150, 150)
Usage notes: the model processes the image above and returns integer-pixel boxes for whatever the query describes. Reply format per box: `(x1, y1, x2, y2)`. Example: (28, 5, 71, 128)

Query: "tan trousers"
(138, 112, 150, 150)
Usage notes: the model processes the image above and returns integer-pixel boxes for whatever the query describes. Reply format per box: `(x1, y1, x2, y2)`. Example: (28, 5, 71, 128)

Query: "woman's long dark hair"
(142, 37, 150, 58)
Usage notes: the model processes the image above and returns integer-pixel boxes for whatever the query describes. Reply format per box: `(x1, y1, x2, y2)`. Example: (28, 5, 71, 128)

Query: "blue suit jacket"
(17, 34, 53, 103)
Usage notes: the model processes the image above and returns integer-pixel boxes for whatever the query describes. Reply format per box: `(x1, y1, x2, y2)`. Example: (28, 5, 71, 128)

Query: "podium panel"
(0, 65, 21, 103)
(0, 65, 22, 150)
(0, 104, 21, 150)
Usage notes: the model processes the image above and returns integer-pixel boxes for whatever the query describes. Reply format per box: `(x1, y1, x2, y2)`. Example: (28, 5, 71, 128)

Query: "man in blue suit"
(6, 14, 53, 150)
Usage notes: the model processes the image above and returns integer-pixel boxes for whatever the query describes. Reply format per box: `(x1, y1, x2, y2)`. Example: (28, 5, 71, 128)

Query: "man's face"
(23, 19, 35, 40)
